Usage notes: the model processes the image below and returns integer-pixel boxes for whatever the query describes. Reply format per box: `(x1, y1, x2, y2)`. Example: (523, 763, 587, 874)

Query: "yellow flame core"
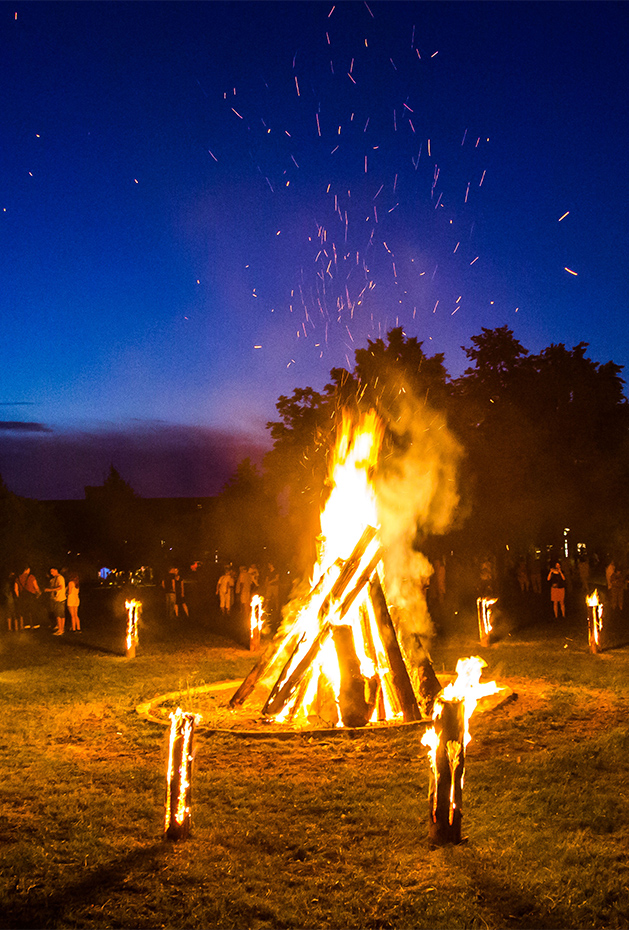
(125, 599, 140, 651)
(317, 410, 383, 577)
(477, 597, 497, 637)
(422, 656, 499, 752)
(250, 595, 264, 634)
(164, 708, 202, 832)
(586, 589, 603, 645)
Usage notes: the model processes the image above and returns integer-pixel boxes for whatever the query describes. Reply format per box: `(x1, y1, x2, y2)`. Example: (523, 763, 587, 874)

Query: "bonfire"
(231, 409, 448, 728)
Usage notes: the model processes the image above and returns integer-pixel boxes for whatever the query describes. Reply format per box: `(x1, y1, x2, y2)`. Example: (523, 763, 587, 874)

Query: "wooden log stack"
(229, 523, 443, 729)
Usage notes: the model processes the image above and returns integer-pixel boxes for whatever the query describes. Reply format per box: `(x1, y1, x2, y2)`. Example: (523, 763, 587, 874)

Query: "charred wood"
(368, 574, 421, 722)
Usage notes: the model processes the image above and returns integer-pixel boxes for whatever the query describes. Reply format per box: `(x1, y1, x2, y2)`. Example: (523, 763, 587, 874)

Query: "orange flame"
(477, 596, 496, 641)
(125, 598, 140, 652)
(586, 589, 603, 649)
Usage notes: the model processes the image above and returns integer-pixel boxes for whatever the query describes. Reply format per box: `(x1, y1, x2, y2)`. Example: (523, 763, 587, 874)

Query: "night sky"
(1, 1, 627, 499)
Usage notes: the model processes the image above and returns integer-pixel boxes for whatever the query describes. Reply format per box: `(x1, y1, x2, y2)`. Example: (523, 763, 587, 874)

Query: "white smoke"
(374, 386, 462, 647)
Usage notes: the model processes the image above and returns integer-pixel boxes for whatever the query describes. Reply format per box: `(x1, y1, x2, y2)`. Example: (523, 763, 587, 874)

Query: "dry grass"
(1, 597, 629, 929)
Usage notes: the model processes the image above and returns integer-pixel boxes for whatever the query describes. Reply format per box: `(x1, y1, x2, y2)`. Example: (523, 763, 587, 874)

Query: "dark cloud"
(0, 421, 52, 432)
(0, 421, 270, 500)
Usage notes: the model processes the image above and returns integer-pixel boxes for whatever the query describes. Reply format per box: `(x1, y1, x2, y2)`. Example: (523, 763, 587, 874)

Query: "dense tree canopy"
(261, 326, 629, 576)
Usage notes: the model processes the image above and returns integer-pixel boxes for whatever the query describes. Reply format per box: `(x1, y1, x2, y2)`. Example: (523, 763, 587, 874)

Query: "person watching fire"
(547, 560, 566, 618)
(46, 567, 67, 636)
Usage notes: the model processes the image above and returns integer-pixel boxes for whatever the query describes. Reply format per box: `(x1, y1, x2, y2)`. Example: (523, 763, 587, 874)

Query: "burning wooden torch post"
(586, 589, 604, 654)
(125, 598, 141, 658)
(422, 657, 498, 846)
(249, 594, 264, 652)
(422, 697, 465, 845)
(477, 596, 497, 648)
(164, 708, 201, 842)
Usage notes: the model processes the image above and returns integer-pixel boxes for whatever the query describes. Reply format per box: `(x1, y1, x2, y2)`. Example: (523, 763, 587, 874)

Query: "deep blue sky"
(1, 1, 627, 498)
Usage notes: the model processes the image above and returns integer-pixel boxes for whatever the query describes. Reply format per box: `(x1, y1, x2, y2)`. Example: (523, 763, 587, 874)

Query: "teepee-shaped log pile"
(230, 525, 441, 728)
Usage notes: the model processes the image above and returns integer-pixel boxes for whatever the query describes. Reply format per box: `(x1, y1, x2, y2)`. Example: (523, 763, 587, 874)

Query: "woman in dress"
(67, 572, 81, 632)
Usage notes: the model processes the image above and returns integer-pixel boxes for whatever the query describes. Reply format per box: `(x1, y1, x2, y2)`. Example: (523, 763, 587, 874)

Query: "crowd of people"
(5, 547, 627, 643)
(2, 565, 81, 635)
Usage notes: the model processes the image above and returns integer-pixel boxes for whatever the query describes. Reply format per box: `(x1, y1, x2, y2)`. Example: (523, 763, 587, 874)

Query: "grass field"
(1, 585, 629, 929)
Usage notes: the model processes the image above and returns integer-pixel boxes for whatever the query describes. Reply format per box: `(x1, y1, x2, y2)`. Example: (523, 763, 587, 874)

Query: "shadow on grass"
(463, 858, 573, 930)
(1, 841, 169, 929)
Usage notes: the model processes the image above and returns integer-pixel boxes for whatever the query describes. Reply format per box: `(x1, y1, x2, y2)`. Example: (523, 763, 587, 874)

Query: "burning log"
(316, 525, 378, 623)
(230, 528, 377, 710)
(368, 574, 421, 722)
(332, 624, 379, 728)
(229, 632, 301, 708)
(249, 595, 264, 651)
(261, 529, 380, 719)
(414, 647, 443, 720)
(586, 589, 604, 654)
(423, 698, 465, 845)
(164, 708, 199, 842)
(477, 596, 497, 648)
(263, 622, 332, 717)
(422, 656, 500, 845)
(125, 598, 141, 658)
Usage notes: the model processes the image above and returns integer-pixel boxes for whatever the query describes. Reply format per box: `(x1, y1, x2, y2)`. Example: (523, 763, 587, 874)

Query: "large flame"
(317, 409, 383, 578)
(274, 410, 391, 724)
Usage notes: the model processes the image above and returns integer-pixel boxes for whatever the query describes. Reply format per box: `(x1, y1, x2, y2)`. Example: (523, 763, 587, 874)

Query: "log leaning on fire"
(263, 535, 381, 719)
(368, 574, 422, 722)
(229, 525, 377, 710)
(263, 622, 333, 717)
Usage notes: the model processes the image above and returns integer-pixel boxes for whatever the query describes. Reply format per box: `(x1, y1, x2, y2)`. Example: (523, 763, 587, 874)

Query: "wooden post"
(425, 698, 465, 845)
(249, 595, 263, 651)
(125, 599, 140, 659)
(477, 596, 496, 648)
(332, 624, 379, 728)
(587, 593, 604, 654)
(164, 709, 198, 842)
(368, 574, 421, 722)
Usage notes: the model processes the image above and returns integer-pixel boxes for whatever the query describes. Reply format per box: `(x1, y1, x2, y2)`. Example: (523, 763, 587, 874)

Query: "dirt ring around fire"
(135, 678, 515, 739)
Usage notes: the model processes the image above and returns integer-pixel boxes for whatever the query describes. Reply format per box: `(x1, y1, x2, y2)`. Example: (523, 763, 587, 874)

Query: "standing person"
(173, 569, 189, 619)
(516, 558, 530, 593)
(46, 568, 67, 636)
(547, 560, 566, 619)
(433, 558, 447, 605)
(530, 556, 543, 595)
(609, 565, 625, 612)
(15, 566, 41, 629)
(162, 568, 177, 621)
(67, 572, 81, 632)
(264, 563, 280, 616)
(236, 565, 253, 617)
(2, 573, 19, 632)
(216, 565, 235, 615)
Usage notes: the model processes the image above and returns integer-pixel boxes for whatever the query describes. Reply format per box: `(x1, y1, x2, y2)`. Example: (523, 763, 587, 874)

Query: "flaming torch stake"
(422, 656, 499, 846)
(477, 596, 497, 648)
(125, 598, 141, 659)
(586, 590, 604, 654)
(164, 708, 200, 842)
(249, 594, 264, 652)
(423, 698, 466, 845)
